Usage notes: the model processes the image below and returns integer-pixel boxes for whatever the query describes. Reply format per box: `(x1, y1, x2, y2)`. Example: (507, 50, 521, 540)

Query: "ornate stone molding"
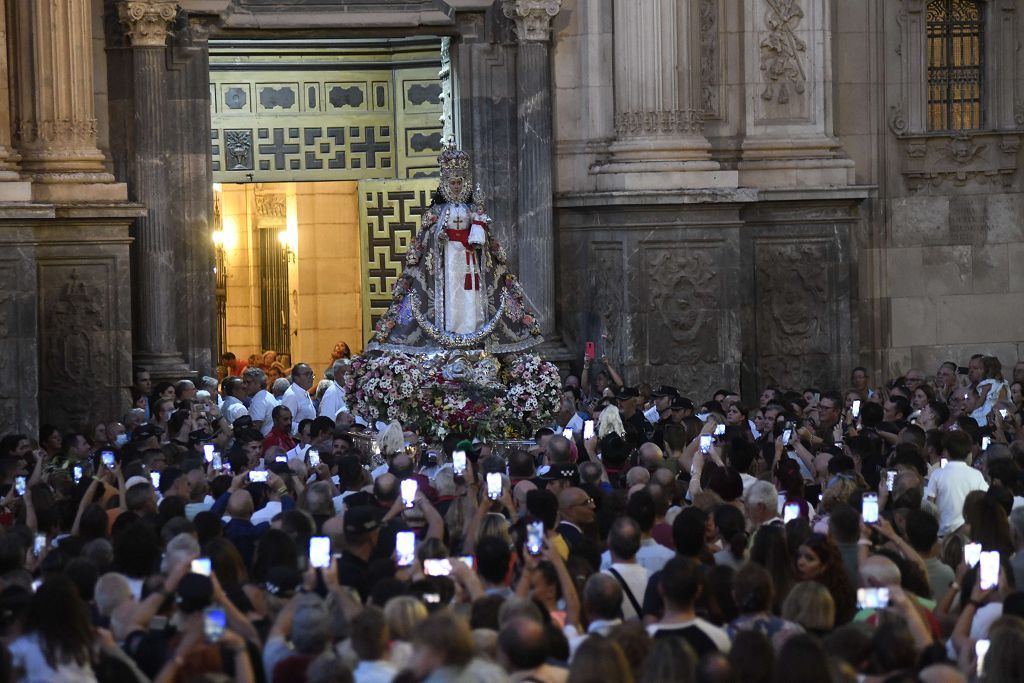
(117, 0, 178, 47)
(501, 0, 562, 42)
(897, 131, 1020, 193)
(614, 109, 705, 137)
(759, 0, 807, 103)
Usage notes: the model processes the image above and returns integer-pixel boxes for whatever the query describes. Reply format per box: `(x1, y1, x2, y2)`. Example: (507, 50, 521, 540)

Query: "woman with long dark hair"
(10, 577, 97, 681)
(794, 533, 857, 625)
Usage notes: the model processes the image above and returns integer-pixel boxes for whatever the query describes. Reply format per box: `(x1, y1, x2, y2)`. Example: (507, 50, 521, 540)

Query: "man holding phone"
(924, 430, 988, 536)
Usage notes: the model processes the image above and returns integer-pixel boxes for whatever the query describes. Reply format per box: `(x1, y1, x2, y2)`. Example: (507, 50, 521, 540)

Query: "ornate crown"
(438, 142, 471, 175)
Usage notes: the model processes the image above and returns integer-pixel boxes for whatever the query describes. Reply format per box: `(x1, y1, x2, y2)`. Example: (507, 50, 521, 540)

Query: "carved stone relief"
(590, 244, 624, 367)
(699, 0, 721, 118)
(643, 247, 719, 366)
(254, 189, 286, 218)
(898, 132, 1020, 193)
(754, 240, 833, 390)
(759, 0, 807, 104)
(38, 266, 111, 427)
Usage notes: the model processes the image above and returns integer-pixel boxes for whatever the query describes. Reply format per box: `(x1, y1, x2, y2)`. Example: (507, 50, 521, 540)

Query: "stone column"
(6, 0, 125, 202)
(117, 0, 191, 380)
(0, 0, 29, 201)
(592, 0, 734, 190)
(502, 0, 560, 339)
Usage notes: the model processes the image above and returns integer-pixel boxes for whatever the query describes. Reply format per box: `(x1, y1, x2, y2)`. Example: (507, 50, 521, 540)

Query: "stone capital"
(118, 0, 178, 47)
(501, 0, 561, 42)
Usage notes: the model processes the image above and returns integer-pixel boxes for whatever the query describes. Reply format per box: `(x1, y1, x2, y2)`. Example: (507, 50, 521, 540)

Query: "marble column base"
(31, 179, 128, 203)
(0, 180, 32, 202)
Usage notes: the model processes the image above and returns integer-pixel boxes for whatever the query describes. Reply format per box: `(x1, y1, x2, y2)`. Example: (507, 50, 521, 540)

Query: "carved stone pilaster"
(7, 0, 123, 199)
(501, 0, 561, 42)
(117, 1, 178, 48)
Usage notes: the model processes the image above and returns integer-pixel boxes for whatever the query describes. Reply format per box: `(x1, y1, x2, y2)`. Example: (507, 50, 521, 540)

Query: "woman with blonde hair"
(781, 580, 836, 637)
(384, 595, 428, 669)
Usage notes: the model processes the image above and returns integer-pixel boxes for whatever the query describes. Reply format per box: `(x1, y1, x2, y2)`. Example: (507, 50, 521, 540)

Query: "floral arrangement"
(347, 351, 561, 440)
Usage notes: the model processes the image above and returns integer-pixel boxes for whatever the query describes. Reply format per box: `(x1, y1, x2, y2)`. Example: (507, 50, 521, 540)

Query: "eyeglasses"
(573, 497, 595, 508)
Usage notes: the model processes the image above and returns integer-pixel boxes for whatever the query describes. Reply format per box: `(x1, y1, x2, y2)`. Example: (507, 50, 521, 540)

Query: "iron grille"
(927, 0, 985, 131)
(258, 228, 291, 356)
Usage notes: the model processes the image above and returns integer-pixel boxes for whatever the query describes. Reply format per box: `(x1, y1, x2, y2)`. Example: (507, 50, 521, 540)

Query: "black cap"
(615, 386, 640, 400)
(236, 427, 263, 443)
(132, 424, 163, 442)
(343, 505, 383, 535)
(176, 573, 213, 614)
(232, 415, 254, 434)
(651, 385, 680, 398)
(671, 396, 695, 410)
(539, 463, 579, 484)
(188, 429, 214, 445)
(264, 565, 304, 596)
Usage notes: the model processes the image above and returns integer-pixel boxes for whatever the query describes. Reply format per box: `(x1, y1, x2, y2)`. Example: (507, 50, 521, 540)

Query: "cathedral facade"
(0, 0, 1021, 433)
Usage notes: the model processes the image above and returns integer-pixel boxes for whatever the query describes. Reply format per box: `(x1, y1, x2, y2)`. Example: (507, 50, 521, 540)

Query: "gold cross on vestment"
(451, 212, 465, 230)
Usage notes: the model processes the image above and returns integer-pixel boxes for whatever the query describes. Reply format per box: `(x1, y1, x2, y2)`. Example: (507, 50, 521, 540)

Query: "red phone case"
(585, 341, 595, 359)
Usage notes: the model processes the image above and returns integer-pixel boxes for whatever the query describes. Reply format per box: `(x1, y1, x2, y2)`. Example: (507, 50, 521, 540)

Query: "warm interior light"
(212, 182, 223, 193)
(278, 230, 288, 246)
(211, 230, 225, 247)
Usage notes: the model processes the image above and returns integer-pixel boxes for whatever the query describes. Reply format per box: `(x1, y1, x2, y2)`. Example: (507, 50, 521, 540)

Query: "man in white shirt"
(601, 517, 650, 619)
(220, 376, 250, 426)
(647, 557, 731, 656)
(925, 429, 989, 536)
(243, 367, 279, 437)
(319, 359, 351, 421)
(281, 363, 317, 433)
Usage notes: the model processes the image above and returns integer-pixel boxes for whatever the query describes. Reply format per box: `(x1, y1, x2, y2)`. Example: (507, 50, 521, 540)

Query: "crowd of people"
(1, 350, 1024, 683)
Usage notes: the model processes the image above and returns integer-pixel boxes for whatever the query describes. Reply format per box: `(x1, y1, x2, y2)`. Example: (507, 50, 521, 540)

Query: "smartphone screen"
(856, 587, 890, 610)
(15, 476, 26, 496)
(527, 520, 544, 555)
(886, 469, 896, 492)
(979, 550, 1000, 590)
(452, 450, 466, 475)
(982, 436, 991, 451)
(714, 423, 725, 437)
(423, 558, 453, 576)
(211, 452, 222, 470)
(964, 542, 982, 568)
(150, 471, 161, 489)
(275, 455, 287, 463)
(249, 470, 268, 483)
(862, 493, 879, 524)
(308, 449, 320, 468)
(203, 444, 215, 463)
(777, 493, 787, 515)
(940, 458, 948, 468)
(783, 502, 800, 523)
(401, 478, 418, 507)
(583, 420, 595, 440)
(396, 531, 416, 567)
(73, 465, 83, 484)
(33, 534, 46, 557)
(309, 536, 331, 569)
(699, 434, 713, 453)
(976, 639, 990, 677)
(486, 472, 502, 500)
(101, 451, 115, 469)
(781, 428, 793, 446)
(191, 557, 212, 576)
(203, 606, 226, 642)
(852, 400, 861, 419)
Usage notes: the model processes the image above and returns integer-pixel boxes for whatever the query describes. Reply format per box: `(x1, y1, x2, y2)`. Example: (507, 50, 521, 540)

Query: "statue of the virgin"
(366, 145, 543, 354)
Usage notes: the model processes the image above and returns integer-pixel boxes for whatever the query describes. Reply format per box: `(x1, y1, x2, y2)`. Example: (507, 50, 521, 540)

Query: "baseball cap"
(539, 463, 579, 485)
(343, 506, 383, 535)
(132, 424, 163, 442)
(651, 385, 680, 398)
(615, 386, 640, 400)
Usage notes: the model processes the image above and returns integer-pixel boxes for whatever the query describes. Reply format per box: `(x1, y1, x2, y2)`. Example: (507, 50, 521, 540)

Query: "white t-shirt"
(249, 389, 280, 436)
(319, 381, 350, 421)
(251, 500, 282, 526)
(222, 396, 249, 425)
(9, 634, 96, 683)
(924, 460, 989, 535)
(603, 562, 650, 619)
(601, 537, 674, 574)
(281, 382, 316, 432)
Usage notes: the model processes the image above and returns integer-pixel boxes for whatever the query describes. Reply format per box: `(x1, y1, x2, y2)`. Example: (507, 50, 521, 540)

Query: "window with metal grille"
(927, 0, 985, 131)
(258, 228, 291, 356)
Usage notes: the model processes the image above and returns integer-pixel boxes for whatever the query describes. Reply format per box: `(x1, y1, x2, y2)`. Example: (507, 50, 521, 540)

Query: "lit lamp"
(278, 229, 296, 263)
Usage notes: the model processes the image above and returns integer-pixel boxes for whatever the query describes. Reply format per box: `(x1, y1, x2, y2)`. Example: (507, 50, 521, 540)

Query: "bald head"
(638, 443, 664, 470)
(626, 466, 650, 488)
(226, 489, 254, 520)
(513, 479, 537, 511)
(558, 486, 594, 526)
(546, 435, 572, 465)
(651, 467, 675, 489)
(322, 515, 345, 547)
(497, 617, 548, 672)
(859, 554, 901, 587)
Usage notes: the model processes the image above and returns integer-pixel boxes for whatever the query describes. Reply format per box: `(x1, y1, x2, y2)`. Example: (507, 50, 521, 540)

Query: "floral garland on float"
(346, 350, 561, 440)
